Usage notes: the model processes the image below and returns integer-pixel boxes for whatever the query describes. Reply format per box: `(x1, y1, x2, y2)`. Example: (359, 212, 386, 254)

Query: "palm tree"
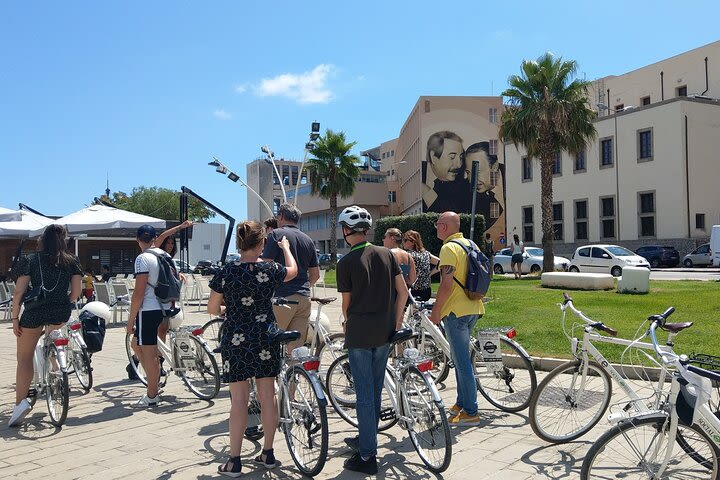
(304, 129, 360, 266)
(499, 52, 597, 272)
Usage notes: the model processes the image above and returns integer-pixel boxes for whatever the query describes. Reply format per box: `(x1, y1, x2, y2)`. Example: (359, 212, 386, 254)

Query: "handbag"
(80, 310, 106, 353)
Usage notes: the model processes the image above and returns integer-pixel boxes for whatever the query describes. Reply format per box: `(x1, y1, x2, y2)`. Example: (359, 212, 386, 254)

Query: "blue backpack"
(449, 239, 492, 300)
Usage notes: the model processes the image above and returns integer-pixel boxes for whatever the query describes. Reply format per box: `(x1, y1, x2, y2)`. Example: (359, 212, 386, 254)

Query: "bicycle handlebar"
(561, 293, 618, 337)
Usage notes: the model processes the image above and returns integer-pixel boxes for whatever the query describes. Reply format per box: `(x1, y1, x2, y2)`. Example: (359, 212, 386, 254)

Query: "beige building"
(505, 41, 720, 255)
(246, 157, 307, 221)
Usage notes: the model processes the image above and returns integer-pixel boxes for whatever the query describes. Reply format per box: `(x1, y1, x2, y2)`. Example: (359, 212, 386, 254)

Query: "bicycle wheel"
(125, 333, 149, 387)
(45, 345, 69, 427)
(400, 366, 452, 473)
(410, 333, 450, 384)
(70, 341, 93, 393)
(178, 335, 220, 400)
(244, 378, 264, 441)
(201, 317, 224, 358)
(283, 366, 329, 477)
(325, 353, 398, 432)
(315, 332, 345, 380)
(581, 415, 719, 479)
(471, 337, 536, 412)
(529, 359, 612, 443)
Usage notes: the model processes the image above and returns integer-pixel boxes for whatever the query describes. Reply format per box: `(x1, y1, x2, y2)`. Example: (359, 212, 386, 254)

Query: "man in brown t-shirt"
(336, 206, 408, 475)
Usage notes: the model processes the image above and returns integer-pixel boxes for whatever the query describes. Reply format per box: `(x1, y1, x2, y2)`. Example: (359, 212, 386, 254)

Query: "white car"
(568, 244, 650, 277)
(493, 247, 570, 274)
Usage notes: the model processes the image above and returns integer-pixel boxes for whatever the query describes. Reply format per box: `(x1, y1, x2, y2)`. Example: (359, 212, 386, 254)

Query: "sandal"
(218, 456, 242, 477)
(254, 448, 279, 469)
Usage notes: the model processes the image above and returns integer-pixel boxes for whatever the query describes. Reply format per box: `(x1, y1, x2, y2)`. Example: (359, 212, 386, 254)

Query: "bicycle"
(405, 294, 537, 412)
(27, 329, 71, 426)
(125, 322, 220, 400)
(528, 293, 691, 443)
(580, 307, 720, 479)
(325, 328, 452, 473)
(62, 316, 93, 392)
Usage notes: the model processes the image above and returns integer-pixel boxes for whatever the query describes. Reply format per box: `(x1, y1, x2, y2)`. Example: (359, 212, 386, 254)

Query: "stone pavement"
(0, 289, 600, 479)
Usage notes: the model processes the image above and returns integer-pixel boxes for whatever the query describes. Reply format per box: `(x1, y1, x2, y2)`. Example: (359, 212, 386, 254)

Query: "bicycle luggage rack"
(689, 353, 720, 373)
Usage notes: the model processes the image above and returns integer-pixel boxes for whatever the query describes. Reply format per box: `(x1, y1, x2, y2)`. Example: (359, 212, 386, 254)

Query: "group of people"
(7, 201, 488, 478)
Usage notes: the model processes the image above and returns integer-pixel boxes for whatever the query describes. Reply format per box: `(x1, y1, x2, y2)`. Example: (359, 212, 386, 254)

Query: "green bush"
(373, 212, 486, 256)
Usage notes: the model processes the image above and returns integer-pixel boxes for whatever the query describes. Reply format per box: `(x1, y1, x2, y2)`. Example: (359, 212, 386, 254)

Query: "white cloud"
(213, 109, 232, 120)
(235, 83, 248, 94)
(255, 64, 335, 104)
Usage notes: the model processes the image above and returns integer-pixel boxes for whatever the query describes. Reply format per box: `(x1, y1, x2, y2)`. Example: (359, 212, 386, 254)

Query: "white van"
(711, 225, 720, 267)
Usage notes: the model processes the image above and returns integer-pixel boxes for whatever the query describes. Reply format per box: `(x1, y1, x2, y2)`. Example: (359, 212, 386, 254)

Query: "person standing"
(510, 234, 525, 280)
(382, 227, 416, 288)
(402, 230, 440, 302)
(101, 264, 111, 282)
(208, 221, 297, 477)
(261, 203, 318, 353)
(484, 232, 495, 275)
(9, 224, 83, 427)
(430, 211, 484, 426)
(336, 206, 408, 474)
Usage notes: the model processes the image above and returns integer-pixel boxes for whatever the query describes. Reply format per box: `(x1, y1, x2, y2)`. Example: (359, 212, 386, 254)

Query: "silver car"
(682, 243, 712, 267)
(493, 247, 570, 275)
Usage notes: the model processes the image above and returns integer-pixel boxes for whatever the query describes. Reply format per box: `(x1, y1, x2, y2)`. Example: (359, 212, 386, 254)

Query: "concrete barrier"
(541, 272, 615, 290)
(617, 266, 650, 294)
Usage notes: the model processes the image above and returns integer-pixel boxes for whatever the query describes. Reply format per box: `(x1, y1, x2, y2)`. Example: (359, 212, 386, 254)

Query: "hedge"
(372, 212, 486, 256)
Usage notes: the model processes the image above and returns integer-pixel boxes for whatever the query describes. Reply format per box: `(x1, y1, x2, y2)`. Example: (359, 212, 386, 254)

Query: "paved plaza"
(0, 290, 600, 479)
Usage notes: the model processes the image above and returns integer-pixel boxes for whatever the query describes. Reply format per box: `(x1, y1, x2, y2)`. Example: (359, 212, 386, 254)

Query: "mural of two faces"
(422, 130, 504, 231)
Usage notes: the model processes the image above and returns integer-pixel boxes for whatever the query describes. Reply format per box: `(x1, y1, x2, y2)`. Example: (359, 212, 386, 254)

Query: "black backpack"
(144, 250, 183, 306)
(80, 310, 106, 353)
(449, 239, 492, 300)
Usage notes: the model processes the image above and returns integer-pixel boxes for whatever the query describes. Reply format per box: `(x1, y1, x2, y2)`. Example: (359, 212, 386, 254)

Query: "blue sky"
(2, 1, 719, 224)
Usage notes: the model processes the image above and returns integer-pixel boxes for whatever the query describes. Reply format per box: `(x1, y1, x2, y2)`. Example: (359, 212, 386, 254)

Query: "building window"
(382, 152, 386, 159)
(490, 170, 500, 187)
(273, 199, 280, 215)
(615, 104, 624, 112)
(574, 150, 586, 173)
(388, 191, 396, 203)
(696, 213, 706, 230)
(641, 96, 651, 106)
(553, 202, 564, 240)
(522, 156, 532, 182)
(489, 139, 498, 155)
(638, 191, 656, 237)
(552, 152, 562, 176)
(490, 202, 500, 219)
(638, 128, 653, 161)
(425, 100, 431, 112)
(489, 108, 498, 123)
(291, 166, 299, 185)
(522, 206, 534, 243)
(600, 137, 614, 167)
(574, 199, 588, 240)
(282, 165, 290, 185)
(391, 150, 395, 156)
(600, 196, 615, 239)
(677, 85, 687, 97)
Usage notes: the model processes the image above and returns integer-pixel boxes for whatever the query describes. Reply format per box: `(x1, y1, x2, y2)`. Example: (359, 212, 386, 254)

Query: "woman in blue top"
(208, 221, 297, 477)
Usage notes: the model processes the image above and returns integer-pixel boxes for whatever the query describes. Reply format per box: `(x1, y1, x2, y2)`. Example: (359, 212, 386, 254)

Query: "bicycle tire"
(580, 415, 720, 479)
(71, 343, 93, 393)
(325, 353, 398, 432)
(45, 344, 69, 427)
(400, 366, 452, 473)
(283, 366, 329, 477)
(201, 317, 224, 355)
(529, 359, 612, 443)
(408, 332, 450, 384)
(179, 335, 220, 400)
(471, 337, 536, 412)
(124, 333, 168, 389)
(315, 332, 345, 381)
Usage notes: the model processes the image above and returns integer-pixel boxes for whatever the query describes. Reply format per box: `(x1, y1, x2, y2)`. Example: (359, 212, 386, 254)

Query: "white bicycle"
(62, 316, 93, 393)
(27, 329, 71, 426)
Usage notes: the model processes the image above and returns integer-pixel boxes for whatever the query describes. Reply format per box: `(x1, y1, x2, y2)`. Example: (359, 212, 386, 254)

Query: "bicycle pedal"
(27, 388, 38, 398)
(379, 407, 396, 421)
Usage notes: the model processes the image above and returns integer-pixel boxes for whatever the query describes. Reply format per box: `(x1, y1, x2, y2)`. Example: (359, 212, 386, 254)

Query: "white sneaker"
(132, 394, 160, 408)
(8, 398, 32, 427)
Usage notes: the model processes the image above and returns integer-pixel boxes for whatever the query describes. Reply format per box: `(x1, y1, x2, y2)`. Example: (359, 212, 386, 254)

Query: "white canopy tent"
(29, 205, 166, 237)
(0, 207, 22, 222)
(0, 210, 54, 238)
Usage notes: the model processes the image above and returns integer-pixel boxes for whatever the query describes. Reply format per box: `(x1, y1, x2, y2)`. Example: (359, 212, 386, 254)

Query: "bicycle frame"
(32, 331, 69, 386)
(383, 353, 444, 429)
(155, 326, 208, 373)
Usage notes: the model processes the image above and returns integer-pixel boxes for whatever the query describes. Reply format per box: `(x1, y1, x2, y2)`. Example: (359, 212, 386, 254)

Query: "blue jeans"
(444, 313, 479, 416)
(348, 344, 390, 458)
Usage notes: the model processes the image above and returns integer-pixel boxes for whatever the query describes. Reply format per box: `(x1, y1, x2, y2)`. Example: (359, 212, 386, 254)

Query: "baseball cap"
(136, 225, 157, 241)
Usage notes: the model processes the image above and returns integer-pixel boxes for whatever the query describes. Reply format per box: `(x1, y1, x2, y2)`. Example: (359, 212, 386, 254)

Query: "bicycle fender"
(307, 371, 328, 407)
(73, 331, 87, 349)
(56, 347, 68, 372)
(421, 371, 443, 403)
(502, 336, 534, 361)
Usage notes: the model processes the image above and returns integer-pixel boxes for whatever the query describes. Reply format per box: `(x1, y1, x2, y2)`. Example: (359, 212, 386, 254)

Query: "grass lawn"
(322, 270, 720, 362)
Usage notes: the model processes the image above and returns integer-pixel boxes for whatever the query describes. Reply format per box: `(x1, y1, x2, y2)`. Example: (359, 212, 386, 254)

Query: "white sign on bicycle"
(477, 331, 502, 363)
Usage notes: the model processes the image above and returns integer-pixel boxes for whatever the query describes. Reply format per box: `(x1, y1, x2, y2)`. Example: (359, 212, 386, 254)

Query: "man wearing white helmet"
(335, 206, 408, 475)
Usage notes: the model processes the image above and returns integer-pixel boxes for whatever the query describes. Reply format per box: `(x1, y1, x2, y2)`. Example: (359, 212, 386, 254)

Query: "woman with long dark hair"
(403, 230, 440, 302)
(8, 224, 82, 427)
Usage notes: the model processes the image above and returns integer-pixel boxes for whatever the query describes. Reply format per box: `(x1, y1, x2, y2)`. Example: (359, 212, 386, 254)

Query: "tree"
(100, 186, 215, 222)
(499, 52, 596, 272)
(304, 129, 360, 266)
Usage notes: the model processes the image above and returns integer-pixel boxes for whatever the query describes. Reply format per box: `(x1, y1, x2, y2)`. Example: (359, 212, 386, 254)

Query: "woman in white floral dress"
(208, 221, 297, 477)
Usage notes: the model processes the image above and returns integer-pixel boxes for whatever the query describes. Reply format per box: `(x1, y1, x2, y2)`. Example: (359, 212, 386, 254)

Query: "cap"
(136, 224, 157, 241)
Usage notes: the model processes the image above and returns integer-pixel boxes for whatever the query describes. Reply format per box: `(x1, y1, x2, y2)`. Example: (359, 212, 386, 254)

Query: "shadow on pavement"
(520, 441, 590, 479)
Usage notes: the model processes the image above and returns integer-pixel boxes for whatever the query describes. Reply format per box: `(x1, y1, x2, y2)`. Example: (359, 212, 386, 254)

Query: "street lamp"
(293, 121, 321, 205)
(261, 145, 287, 203)
(207, 156, 274, 218)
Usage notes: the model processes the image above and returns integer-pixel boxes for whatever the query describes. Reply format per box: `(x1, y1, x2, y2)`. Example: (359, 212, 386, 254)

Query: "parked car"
(172, 259, 195, 274)
(634, 245, 680, 268)
(194, 260, 220, 275)
(318, 253, 343, 269)
(493, 247, 570, 275)
(682, 243, 712, 267)
(225, 253, 241, 264)
(568, 244, 650, 277)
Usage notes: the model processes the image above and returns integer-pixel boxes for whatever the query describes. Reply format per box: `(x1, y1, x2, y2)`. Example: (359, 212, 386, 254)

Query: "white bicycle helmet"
(167, 309, 184, 330)
(338, 205, 372, 232)
(80, 301, 112, 322)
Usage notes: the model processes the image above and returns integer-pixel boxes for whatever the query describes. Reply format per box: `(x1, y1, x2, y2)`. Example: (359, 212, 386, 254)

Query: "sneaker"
(344, 452, 378, 475)
(449, 411, 481, 426)
(448, 404, 463, 416)
(132, 394, 160, 408)
(8, 398, 32, 427)
(254, 448, 279, 469)
(344, 435, 360, 450)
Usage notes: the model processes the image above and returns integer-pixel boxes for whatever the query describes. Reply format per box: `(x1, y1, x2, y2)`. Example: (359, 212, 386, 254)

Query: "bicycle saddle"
(310, 297, 336, 305)
(274, 330, 302, 344)
(661, 322, 693, 333)
(390, 328, 414, 344)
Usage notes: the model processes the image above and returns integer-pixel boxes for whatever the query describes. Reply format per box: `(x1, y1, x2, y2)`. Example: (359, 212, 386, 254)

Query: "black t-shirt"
(336, 243, 401, 349)
(261, 224, 318, 297)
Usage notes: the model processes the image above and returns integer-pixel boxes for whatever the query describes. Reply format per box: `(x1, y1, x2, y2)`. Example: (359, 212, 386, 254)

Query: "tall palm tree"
(304, 129, 360, 265)
(499, 52, 597, 272)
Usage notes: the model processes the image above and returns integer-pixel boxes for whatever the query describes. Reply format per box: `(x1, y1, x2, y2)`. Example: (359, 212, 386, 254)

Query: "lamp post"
(293, 121, 321, 205)
(260, 145, 287, 203)
(207, 157, 274, 218)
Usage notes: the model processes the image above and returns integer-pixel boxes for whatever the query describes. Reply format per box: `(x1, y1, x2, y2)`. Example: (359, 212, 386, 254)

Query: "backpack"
(144, 250, 183, 307)
(449, 239, 492, 300)
(80, 310, 106, 353)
